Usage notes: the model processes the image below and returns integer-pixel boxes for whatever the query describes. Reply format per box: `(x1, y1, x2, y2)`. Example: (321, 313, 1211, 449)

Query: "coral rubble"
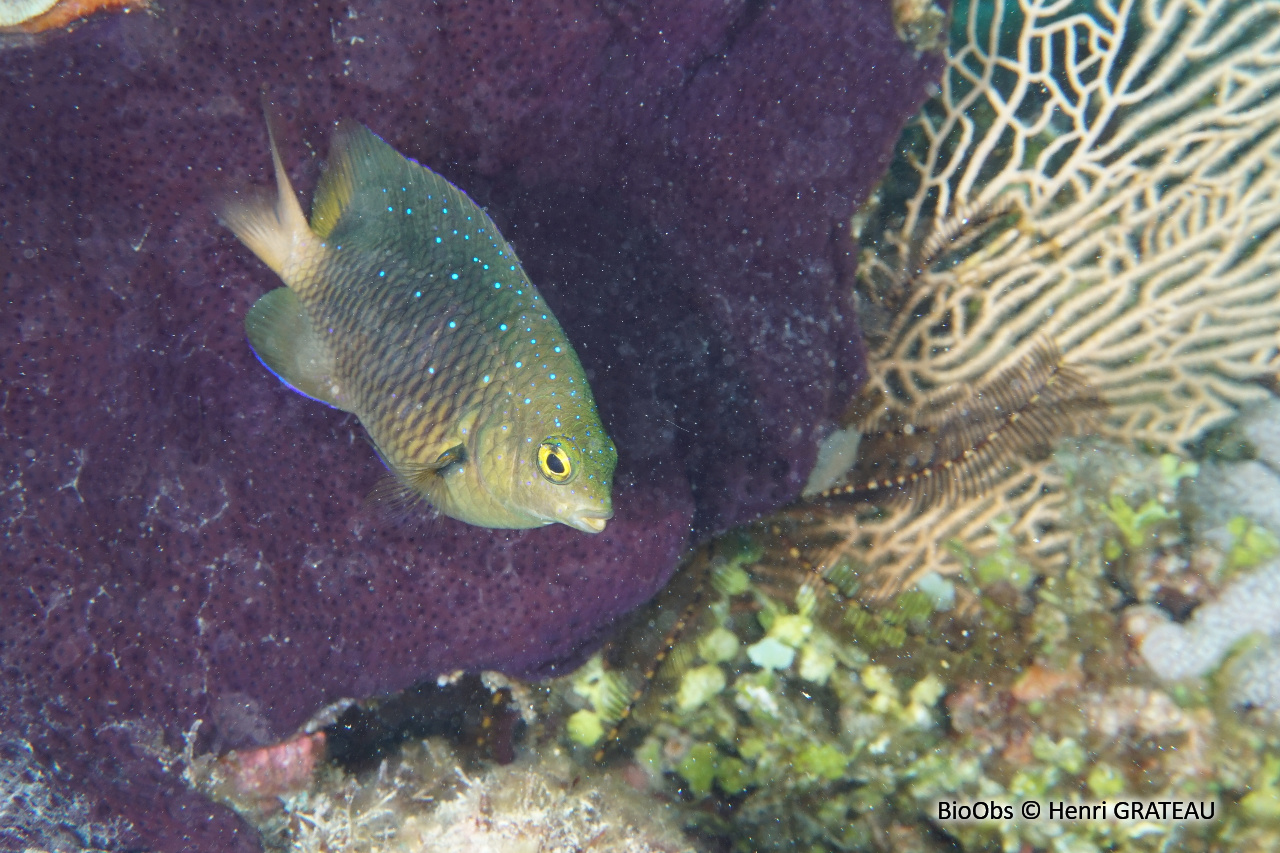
(210, 737, 698, 853)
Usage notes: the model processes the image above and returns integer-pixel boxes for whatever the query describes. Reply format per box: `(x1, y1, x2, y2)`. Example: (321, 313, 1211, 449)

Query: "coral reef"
(572, 439, 1280, 852)
(830, 0, 1280, 597)
(521, 2, 1280, 849)
(1133, 399, 1280, 710)
(207, 737, 697, 853)
(1190, 398, 1280, 542)
(0, 0, 940, 848)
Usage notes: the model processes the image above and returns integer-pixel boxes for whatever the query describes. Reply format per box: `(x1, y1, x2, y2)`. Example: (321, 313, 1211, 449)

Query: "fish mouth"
(567, 510, 612, 534)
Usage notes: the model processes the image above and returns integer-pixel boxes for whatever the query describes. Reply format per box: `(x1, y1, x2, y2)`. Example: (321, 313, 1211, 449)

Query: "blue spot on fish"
(436, 237, 442, 243)
(499, 323, 508, 331)
(449, 320, 457, 328)
(378, 270, 386, 277)
(406, 208, 412, 215)
(414, 291, 422, 298)
(494, 282, 501, 289)
(515, 361, 522, 368)
(549, 373, 556, 380)
(554, 346, 562, 353)
(483, 375, 490, 383)
(451, 273, 459, 280)
(428, 367, 435, 374)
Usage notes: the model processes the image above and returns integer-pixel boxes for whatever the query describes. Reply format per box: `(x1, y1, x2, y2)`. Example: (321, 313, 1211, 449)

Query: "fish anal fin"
(246, 287, 348, 411)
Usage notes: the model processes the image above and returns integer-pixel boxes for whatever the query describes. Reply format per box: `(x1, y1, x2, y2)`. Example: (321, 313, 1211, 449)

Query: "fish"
(218, 114, 617, 533)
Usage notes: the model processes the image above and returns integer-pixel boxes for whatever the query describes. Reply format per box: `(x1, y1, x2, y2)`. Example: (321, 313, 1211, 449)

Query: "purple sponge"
(0, 1, 941, 848)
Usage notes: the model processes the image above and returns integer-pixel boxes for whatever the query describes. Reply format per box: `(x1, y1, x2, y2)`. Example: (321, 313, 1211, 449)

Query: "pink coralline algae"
(0, 1, 941, 850)
(213, 731, 328, 814)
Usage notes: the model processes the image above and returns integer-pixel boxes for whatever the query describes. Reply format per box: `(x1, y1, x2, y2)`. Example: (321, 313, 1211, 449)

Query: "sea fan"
(840, 0, 1280, 596)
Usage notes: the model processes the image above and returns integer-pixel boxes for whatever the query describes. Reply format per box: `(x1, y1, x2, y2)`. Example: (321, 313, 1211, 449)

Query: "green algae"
(1224, 516, 1280, 577)
(545, 440, 1280, 852)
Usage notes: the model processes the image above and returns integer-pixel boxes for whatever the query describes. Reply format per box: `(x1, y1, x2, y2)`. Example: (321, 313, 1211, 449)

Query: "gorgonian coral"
(842, 0, 1280, 595)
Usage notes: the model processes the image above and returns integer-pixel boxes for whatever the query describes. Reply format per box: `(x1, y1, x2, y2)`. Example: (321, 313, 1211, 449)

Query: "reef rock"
(0, 1, 941, 849)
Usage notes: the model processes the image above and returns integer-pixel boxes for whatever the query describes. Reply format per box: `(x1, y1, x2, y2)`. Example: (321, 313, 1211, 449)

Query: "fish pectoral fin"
(365, 470, 428, 520)
(431, 444, 467, 473)
(246, 287, 349, 410)
(363, 448, 461, 521)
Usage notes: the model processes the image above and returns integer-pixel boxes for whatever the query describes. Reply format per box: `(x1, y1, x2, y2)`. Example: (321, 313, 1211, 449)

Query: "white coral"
(1137, 559, 1280, 680)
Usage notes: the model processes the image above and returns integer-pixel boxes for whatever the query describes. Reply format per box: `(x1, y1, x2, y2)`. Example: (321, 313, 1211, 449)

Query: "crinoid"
(812, 338, 1106, 510)
(863, 0, 1280, 440)
(820, 0, 1280, 599)
(589, 0, 1280, 768)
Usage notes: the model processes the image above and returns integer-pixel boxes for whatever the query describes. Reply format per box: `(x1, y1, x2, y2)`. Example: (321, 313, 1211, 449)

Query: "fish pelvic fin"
(365, 471, 428, 522)
(218, 104, 311, 277)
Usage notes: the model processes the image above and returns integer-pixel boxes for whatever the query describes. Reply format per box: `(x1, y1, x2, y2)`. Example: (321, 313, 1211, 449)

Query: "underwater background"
(4, 0, 1280, 851)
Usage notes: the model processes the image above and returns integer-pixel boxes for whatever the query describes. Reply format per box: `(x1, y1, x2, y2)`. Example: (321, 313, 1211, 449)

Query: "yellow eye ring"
(537, 439, 575, 484)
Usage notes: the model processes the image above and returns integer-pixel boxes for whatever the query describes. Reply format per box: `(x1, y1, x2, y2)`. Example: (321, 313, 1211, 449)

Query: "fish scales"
(220, 117, 617, 532)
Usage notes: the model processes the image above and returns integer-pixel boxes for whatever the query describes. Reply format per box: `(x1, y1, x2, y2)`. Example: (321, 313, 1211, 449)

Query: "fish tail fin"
(218, 103, 311, 277)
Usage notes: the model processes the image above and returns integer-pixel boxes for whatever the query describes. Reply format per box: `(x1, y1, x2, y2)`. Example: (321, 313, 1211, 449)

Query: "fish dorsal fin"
(308, 121, 504, 253)
(245, 287, 349, 411)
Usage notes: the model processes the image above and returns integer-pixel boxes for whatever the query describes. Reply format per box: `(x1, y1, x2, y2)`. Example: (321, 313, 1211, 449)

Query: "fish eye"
(537, 438, 575, 484)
